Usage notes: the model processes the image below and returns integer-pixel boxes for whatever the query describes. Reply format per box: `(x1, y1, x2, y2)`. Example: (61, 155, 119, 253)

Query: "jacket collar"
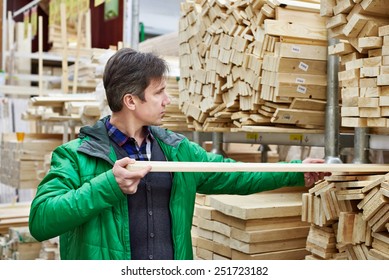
(76, 116, 186, 164)
(77, 116, 115, 165)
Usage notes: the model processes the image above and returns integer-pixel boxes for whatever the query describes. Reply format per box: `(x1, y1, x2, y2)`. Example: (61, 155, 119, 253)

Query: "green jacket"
(29, 117, 305, 260)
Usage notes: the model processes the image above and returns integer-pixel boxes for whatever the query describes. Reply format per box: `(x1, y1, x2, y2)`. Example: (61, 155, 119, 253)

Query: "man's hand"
(302, 158, 331, 188)
(112, 158, 151, 194)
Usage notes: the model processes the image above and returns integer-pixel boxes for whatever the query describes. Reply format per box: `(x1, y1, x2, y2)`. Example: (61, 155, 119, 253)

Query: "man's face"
(133, 78, 171, 126)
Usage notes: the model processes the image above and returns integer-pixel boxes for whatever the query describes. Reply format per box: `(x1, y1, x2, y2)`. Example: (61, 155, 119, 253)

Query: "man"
(29, 48, 327, 260)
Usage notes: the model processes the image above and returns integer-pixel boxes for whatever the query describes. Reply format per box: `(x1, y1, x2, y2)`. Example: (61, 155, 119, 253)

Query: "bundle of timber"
(178, 0, 327, 132)
(202, 141, 279, 162)
(22, 93, 100, 129)
(139, 32, 180, 57)
(192, 187, 310, 260)
(67, 60, 101, 93)
(161, 57, 193, 131)
(0, 202, 30, 236)
(162, 76, 193, 131)
(0, 133, 62, 190)
(0, 202, 59, 259)
(2, 226, 41, 260)
(322, 0, 389, 129)
(37, 238, 60, 260)
(302, 171, 389, 259)
(48, 0, 90, 53)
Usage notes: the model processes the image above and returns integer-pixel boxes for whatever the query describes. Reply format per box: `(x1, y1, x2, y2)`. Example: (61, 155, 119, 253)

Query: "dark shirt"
(105, 117, 174, 260)
(105, 117, 153, 161)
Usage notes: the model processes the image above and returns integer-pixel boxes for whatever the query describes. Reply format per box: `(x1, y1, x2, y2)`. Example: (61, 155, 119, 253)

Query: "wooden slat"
(231, 225, 310, 243)
(230, 237, 307, 254)
(126, 161, 389, 173)
(264, 19, 327, 41)
(231, 248, 309, 260)
(271, 108, 325, 126)
(360, 0, 389, 16)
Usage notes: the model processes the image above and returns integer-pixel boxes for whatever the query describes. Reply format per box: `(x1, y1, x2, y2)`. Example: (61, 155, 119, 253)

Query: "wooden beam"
(264, 19, 327, 41)
(126, 161, 389, 173)
(361, 0, 389, 16)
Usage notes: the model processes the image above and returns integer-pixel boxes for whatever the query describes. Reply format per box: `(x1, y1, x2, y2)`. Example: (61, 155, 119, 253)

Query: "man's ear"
(123, 94, 136, 110)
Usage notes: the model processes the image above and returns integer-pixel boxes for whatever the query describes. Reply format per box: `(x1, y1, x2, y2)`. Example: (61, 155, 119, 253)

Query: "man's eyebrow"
(157, 84, 167, 91)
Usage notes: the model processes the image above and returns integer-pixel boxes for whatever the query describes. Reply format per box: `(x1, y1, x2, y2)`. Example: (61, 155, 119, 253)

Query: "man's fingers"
(125, 165, 152, 179)
(303, 158, 325, 164)
(116, 157, 135, 167)
(136, 165, 152, 177)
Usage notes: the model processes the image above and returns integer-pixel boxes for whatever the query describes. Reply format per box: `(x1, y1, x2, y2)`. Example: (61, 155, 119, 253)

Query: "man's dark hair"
(103, 48, 169, 112)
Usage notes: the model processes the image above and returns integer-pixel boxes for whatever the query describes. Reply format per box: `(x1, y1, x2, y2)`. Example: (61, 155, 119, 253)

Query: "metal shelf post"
(325, 37, 342, 164)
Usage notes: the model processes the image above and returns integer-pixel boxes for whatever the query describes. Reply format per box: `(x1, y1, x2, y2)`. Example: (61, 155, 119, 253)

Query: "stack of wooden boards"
(302, 171, 389, 259)
(202, 141, 280, 162)
(0, 225, 59, 260)
(1, 226, 41, 260)
(0, 133, 62, 190)
(0, 204, 59, 260)
(323, 0, 389, 129)
(193, 187, 311, 260)
(159, 57, 193, 132)
(162, 75, 193, 131)
(23, 93, 100, 129)
(48, 0, 90, 51)
(139, 32, 180, 57)
(178, 0, 327, 131)
(0, 202, 30, 236)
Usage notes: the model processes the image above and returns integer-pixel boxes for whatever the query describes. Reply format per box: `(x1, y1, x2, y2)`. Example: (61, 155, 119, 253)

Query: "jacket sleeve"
(180, 140, 305, 195)
(28, 144, 125, 242)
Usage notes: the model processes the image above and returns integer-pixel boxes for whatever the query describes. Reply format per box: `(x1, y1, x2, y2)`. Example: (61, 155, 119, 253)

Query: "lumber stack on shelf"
(4, 226, 41, 260)
(322, 1, 389, 129)
(302, 171, 389, 259)
(202, 141, 279, 163)
(0, 133, 62, 190)
(193, 187, 310, 260)
(139, 32, 180, 57)
(0, 203, 60, 260)
(0, 202, 30, 236)
(161, 57, 193, 132)
(3, 0, 97, 97)
(37, 238, 60, 260)
(22, 93, 100, 132)
(163, 76, 193, 131)
(48, 0, 90, 52)
(178, 0, 327, 131)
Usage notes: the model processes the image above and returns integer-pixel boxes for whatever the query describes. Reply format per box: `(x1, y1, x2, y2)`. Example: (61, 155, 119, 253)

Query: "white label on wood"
(299, 62, 309, 71)
(283, 114, 292, 121)
(297, 85, 307, 94)
(296, 77, 306, 84)
(292, 45, 301, 53)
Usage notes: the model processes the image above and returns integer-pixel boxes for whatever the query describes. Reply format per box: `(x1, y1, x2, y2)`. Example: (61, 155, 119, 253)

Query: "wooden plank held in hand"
(126, 161, 389, 173)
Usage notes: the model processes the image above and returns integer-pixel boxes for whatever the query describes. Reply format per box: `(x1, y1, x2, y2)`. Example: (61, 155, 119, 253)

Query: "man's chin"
(152, 120, 163, 126)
